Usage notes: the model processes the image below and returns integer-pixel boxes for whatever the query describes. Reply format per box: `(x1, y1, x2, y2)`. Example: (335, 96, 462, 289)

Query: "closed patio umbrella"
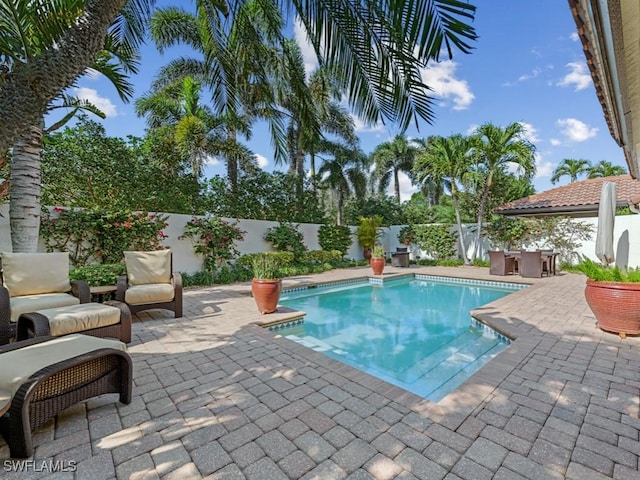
(595, 181, 616, 266)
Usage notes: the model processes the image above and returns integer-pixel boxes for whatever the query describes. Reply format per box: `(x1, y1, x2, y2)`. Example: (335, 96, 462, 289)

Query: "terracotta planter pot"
(585, 279, 640, 337)
(251, 278, 282, 314)
(370, 257, 385, 275)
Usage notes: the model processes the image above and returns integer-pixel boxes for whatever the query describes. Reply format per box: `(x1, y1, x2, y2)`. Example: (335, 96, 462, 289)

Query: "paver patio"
(1, 266, 638, 479)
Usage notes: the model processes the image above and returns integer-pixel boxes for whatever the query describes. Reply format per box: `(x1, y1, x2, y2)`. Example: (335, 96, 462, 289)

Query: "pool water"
(277, 277, 519, 402)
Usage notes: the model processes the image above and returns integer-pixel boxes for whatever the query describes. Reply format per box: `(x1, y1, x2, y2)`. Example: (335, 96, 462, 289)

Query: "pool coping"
(253, 272, 541, 431)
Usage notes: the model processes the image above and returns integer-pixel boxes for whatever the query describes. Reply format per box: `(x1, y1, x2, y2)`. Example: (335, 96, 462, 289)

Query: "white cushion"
(36, 303, 122, 337)
(0, 334, 126, 413)
(10, 293, 80, 323)
(2, 252, 71, 297)
(125, 284, 174, 305)
(124, 250, 171, 286)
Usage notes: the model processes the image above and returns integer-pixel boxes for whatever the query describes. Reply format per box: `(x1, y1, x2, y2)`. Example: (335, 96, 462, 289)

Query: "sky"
(63, 0, 627, 202)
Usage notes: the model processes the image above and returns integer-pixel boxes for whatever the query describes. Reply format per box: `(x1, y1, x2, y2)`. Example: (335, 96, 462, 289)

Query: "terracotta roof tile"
(494, 175, 640, 215)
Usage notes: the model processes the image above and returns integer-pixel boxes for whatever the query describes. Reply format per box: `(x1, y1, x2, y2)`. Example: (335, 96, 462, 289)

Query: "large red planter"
(584, 279, 640, 337)
(370, 257, 385, 275)
(251, 279, 282, 314)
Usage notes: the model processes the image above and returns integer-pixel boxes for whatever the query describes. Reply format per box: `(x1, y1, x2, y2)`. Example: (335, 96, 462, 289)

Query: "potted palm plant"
(356, 216, 383, 260)
(370, 245, 386, 275)
(251, 253, 283, 314)
(577, 258, 640, 338)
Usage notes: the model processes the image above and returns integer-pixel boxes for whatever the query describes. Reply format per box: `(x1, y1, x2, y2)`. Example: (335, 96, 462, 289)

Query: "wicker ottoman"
(16, 301, 131, 343)
(0, 334, 132, 458)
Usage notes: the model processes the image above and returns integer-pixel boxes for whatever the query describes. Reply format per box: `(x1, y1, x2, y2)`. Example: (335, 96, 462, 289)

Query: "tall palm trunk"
(227, 129, 238, 193)
(393, 168, 401, 203)
(336, 188, 344, 226)
(10, 125, 43, 252)
(450, 186, 470, 265)
(472, 172, 494, 262)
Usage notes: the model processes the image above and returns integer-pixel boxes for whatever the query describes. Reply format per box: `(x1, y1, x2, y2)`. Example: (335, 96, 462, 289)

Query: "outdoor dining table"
(505, 250, 559, 276)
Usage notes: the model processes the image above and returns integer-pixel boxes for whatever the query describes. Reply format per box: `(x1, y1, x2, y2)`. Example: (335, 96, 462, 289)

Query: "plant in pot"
(370, 245, 386, 275)
(356, 216, 383, 261)
(251, 253, 283, 314)
(577, 258, 640, 338)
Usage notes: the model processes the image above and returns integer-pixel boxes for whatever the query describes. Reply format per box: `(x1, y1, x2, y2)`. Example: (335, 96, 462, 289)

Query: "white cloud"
(465, 124, 479, 135)
(557, 62, 592, 91)
(203, 155, 220, 166)
(74, 87, 117, 117)
(570, 31, 580, 42)
(420, 60, 474, 110)
(556, 118, 598, 142)
(550, 138, 562, 146)
(294, 18, 319, 76)
(386, 172, 417, 203)
(534, 153, 554, 178)
(517, 67, 541, 82)
(518, 122, 540, 143)
(351, 114, 385, 133)
(255, 153, 269, 168)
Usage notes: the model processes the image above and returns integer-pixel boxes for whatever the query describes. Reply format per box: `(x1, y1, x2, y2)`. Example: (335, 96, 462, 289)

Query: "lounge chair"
(488, 251, 516, 276)
(0, 334, 132, 458)
(0, 252, 90, 344)
(116, 249, 182, 317)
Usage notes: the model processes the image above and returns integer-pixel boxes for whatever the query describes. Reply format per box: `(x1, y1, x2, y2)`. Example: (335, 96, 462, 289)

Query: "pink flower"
(123, 222, 133, 228)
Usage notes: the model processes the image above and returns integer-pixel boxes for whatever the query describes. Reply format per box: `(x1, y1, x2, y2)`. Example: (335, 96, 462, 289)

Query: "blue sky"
(64, 0, 626, 201)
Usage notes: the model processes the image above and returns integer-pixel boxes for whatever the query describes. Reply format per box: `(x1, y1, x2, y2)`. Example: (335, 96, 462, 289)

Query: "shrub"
(180, 216, 246, 271)
(318, 224, 352, 256)
(303, 250, 343, 265)
(576, 258, 640, 282)
(397, 225, 417, 246)
(69, 263, 126, 286)
(40, 207, 168, 266)
(414, 224, 457, 260)
(264, 222, 306, 260)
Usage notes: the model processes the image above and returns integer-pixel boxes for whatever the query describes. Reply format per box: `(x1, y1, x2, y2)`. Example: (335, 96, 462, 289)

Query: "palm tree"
(413, 134, 475, 264)
(471, 122, 536, 261)
(1, 0, 477, 160)
(550, 158, 591, 184)
(373, 135, 419, 204)
(413, 136, 444, 207)
(587, 160, 627, 178)
(0, 0, 152, 155)
(136, 77, 221, 178)
(318, 143, 368, 226)
(2, 1, 144, 251)
(148, 1, 287, 193)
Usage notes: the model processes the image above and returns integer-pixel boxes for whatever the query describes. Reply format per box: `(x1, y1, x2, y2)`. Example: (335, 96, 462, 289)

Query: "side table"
(90, 285, 117, 303)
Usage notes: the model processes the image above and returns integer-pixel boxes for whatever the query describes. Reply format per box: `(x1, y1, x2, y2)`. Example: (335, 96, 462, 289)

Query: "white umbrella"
(595, 181, 616, 265)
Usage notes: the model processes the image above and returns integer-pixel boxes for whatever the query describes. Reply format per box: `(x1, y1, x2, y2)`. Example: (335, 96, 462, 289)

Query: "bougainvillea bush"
(181, 216, 246, 271)
(41, 207, 168, 266)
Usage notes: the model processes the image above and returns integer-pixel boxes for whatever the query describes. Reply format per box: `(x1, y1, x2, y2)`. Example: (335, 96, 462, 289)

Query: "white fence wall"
(1, 203, 639, 272)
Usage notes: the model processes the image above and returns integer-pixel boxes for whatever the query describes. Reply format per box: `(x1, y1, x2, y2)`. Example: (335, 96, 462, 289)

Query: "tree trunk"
(337, 189, 343, 226)
(451, 188, 470, 265)
(10, 125, 43, 252)
(227, 129, 238, 193)
(472, 173, 493, 262)
(394, 168, 401, 203)
(0, 0, 128, 154)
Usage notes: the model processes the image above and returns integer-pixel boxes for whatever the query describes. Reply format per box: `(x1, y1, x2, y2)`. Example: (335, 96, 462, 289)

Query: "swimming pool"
(276, 276, 522, 402)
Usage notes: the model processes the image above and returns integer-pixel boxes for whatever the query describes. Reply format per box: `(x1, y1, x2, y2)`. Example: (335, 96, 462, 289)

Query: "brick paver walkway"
(1, 266, 638, 479)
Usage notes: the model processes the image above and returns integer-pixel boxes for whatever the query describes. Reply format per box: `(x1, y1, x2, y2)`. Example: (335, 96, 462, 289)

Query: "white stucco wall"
(1, 203, 639, 272)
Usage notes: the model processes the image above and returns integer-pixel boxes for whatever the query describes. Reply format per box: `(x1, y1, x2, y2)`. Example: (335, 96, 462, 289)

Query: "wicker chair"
(519, 250, 548, 278)
(488, 251, 516, 276)
(116, 250, 182, 318)
(0, 334, 132, 458)
(0, 252, 90, 345)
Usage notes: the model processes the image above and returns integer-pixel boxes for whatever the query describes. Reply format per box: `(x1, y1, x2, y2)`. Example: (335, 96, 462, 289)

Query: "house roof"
(494, 175, 640, 216)
(569, 0, 640, 178)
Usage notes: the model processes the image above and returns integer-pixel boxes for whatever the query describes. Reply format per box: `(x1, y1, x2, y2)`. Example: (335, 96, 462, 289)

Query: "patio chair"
(519, 250, 548, 278)
(489, 251, 516, 276)
(116, 249, 182, 318)
(0, 252, 90, 345)
(0, 334, 132, 458)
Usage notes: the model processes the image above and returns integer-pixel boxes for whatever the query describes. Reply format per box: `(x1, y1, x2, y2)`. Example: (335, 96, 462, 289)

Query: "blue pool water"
(277, 276, 520, 401)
